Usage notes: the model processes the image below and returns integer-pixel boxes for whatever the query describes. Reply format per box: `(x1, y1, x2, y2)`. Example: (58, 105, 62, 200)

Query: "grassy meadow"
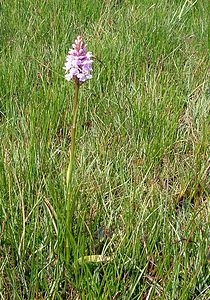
(0, 0, 209, 299)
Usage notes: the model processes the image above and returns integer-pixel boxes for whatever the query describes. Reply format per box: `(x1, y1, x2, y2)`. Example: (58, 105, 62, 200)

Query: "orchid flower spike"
(64, 36, 93, 84)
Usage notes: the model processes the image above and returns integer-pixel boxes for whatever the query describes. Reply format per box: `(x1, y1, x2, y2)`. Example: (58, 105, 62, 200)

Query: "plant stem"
(66, 79, 79, 265)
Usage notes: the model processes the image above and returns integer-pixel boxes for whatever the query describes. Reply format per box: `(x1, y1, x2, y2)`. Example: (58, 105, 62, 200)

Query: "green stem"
(66, 79, 79, 265)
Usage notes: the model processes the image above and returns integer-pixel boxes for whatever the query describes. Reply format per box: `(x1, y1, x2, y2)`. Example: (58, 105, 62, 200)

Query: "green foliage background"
(0, 0, 209, 299)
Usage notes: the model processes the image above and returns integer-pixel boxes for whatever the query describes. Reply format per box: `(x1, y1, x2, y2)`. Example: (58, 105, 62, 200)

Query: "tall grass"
(0, 0, 209, 299)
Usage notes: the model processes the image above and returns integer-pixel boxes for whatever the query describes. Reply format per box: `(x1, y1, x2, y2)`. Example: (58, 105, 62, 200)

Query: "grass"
(0, 0, 209, 299)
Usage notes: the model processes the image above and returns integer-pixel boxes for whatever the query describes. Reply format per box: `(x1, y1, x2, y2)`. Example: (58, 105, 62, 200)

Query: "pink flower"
(64, 36, 93, 83)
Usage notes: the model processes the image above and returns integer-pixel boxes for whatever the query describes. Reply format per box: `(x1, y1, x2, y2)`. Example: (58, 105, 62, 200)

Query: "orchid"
(65, 36, 93, 265)
(64, 36, 93, 83)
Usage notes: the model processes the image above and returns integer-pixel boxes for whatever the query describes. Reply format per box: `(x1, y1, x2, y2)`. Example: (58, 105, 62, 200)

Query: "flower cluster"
(64, 36, 93, 83)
